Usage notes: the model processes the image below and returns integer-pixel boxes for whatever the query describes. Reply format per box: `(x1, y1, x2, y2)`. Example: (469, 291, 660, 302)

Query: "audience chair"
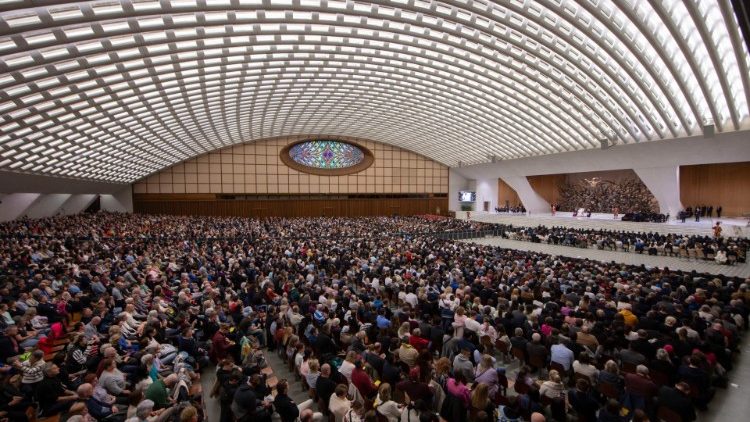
(495, 339, 510, 363)
(529, 354, 547, 376)
(511, 346, 526, 364)
(649, 370, 670, 387)
(597, 380, 620, 400)
(621, 362, 637, 374)
(656, 405, 683, 422)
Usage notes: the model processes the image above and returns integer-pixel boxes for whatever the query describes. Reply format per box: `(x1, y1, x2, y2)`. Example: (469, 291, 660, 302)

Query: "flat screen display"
(458, 191, 476, 202)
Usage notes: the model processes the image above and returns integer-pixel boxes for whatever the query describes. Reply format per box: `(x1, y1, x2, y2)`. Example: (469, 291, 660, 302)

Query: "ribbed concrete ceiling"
(0, 0, 748, 183)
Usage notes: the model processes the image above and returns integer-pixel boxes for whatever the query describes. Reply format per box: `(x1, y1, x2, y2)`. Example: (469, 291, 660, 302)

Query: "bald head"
(321, 363, 331, 377)
(530, 412, 546, 422)
(76, 383, 93, 398)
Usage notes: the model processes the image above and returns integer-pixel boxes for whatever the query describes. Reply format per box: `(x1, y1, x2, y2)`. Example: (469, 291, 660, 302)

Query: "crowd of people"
(678, 206, 724, 223)
(0, 212, 747, 422)
(495, 206, 527, 214)
(557, 178, 658, 215)
(503, 224, 748, 265)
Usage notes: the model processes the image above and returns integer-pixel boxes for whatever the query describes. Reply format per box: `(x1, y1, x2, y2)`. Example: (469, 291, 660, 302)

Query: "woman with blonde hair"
(305, 359, 321, 391)
(397, 322, 411, 339)
(598, 360, 622, 386)
(452, 306, 467, 338)
(339, 350, 357, 382)
(540, 370, 566, 400)
(374, 383, 403, 422)
(469, 383, 494, 420)
(474, 354, 499, 397)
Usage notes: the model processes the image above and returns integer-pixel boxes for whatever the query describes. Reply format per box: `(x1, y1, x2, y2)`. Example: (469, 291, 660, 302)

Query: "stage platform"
(470, 212, 750, 238)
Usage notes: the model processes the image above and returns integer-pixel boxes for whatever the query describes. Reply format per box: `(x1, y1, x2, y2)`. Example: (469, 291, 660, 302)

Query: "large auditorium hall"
(1, 1, 750, 422)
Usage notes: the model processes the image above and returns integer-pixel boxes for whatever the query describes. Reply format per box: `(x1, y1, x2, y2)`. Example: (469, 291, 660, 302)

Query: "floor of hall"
(472, 212, 750, 238)
(467, 236, 750, 278)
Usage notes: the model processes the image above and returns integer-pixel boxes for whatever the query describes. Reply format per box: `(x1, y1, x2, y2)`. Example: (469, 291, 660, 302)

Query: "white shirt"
(464, 317, 481, 333)
(405, 293, 418, 308)
(339, 360, 355, 382)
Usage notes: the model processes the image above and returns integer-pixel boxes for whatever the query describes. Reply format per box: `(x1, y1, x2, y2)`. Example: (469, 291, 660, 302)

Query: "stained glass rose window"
(288, 140, 365, 169)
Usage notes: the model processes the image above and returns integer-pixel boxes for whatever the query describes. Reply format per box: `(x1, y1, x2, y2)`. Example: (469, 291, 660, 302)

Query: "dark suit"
(657, 386, 695, 422)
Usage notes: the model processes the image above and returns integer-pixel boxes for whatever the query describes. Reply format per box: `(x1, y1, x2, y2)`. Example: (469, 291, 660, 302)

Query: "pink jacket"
(446, 378, 471, 407)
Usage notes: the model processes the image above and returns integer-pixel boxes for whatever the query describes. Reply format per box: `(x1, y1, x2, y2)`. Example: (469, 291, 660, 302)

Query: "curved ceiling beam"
(0, 0, 745, 182)
(0, 21, 615, 141)
(0, 39, 604, 156)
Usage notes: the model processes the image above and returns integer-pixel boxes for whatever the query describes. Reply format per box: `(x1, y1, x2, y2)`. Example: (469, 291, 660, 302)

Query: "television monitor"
(458, 191, 476, 202)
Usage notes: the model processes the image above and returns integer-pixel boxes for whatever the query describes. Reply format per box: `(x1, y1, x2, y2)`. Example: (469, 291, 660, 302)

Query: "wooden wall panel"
(133, 136, 449, 195)
(497, 179, 521, 208)
(527, 174, 566, 205)
(680, 162, 750, 217)
(133, 196, 448, 218)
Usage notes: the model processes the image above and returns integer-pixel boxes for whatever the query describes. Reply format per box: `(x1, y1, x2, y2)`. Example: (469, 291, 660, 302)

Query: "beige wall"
(133, 136, 448, 195)
(497, 178, 521, 207)
(680, 162, 750, 217)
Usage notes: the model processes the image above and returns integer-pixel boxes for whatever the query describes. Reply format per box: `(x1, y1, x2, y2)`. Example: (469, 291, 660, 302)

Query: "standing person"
(218, 370, 243, 422)
(328, 384, 352, 422)
(694, 207, 701, 222)
(210, 324, 235, 364)
(717, 205, 723, 218)
(14, 349, 45, 395)
(713, 222, 722, 239)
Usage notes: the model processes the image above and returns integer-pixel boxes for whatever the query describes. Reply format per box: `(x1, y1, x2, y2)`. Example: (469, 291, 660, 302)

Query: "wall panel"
(134, 136, 448, 196)
(497, 179, 521, 208)
(133, 195, 448, 218)
(680, 162, 750, 217)
(527, 174, 566, 206)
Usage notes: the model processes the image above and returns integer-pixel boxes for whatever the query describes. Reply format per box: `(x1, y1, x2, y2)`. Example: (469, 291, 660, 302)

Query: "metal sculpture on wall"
(279, 139, 374, 176)
(289, 140, 365, 169)
(559, 178, 658, 213)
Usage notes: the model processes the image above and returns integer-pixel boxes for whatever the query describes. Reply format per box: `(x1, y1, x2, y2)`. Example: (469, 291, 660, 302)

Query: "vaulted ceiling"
(0, 0, 748, 183)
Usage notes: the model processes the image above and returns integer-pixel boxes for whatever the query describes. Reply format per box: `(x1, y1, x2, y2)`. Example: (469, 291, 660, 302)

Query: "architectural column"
(0, 193, 41, 222)
(634, 166, 683, 218)
(24, 194, 72, 219)
(101, 186, 133, 213)
(475, 177, 499, 212)
(499, 176, 550, 214)
(59, 194, 98, 216)
(449, 168, 469, 211)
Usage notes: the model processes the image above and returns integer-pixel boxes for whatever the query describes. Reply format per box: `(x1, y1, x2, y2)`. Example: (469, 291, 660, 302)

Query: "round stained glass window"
(288, 140, 365, 169)
(281, 140, 374, 175)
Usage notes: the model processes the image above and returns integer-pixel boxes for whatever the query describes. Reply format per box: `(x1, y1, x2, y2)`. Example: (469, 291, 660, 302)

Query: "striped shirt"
(20, 359, 45, 384)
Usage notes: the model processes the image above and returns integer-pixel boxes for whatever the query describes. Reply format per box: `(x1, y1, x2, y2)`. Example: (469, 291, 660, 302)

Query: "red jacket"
(351, 366, 377, 398)
(209, 330, 232, 363)
(409, 335, 429, 351)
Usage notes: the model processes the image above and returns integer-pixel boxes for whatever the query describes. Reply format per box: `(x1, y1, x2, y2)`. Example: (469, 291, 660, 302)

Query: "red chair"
(649, 370, 670, 387)
(597, 381, 620, 400)
(514, 380, 529, 395)
(496, 339, 510, 362)
(621, 362, 637, 374)
(656, 406, 683, 422)
(529, 354, 547, 375)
